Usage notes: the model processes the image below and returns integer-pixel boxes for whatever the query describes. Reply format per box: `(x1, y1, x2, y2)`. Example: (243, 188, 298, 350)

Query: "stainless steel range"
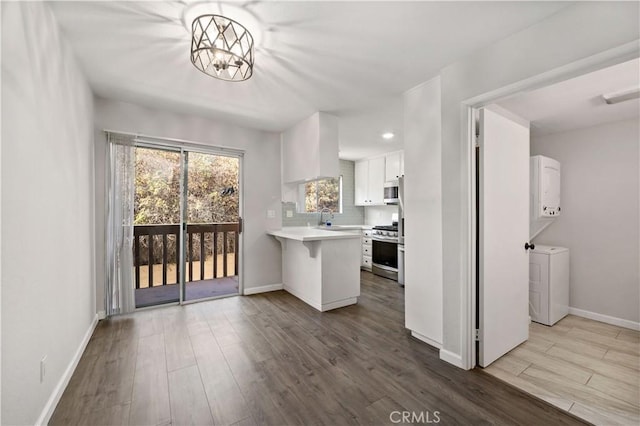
(371, 225, 399, 281)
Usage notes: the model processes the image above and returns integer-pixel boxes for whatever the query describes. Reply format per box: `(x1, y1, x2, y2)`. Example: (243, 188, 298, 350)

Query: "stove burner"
(373, 225, 398, 231)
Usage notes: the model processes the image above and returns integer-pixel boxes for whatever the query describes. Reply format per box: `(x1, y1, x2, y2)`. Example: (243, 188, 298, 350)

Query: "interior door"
(479, 106, 530, 367)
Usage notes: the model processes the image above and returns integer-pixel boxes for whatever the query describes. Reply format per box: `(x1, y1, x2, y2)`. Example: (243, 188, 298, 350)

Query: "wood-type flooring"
(51, 272, 588, 425)
(485, 315, 640, 425)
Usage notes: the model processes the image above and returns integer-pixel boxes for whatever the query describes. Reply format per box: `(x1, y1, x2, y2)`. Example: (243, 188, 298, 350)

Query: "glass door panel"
(133, 146, 182, 308)
(183, 151, 240, 302)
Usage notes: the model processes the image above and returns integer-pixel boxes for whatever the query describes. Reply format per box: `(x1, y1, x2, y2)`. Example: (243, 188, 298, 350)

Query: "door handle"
(524, 242, 535, 251)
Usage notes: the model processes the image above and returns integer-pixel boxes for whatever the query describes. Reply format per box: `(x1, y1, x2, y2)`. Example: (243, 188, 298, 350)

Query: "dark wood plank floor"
(50, 272, 588, 425)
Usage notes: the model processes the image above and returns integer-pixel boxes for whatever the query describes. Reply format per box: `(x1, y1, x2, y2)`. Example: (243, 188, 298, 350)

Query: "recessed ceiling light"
(602, 87, 640, 104)
(382, 132, 394, 140)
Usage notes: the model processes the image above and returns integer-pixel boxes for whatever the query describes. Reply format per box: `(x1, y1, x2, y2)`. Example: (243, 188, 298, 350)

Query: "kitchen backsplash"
(282, 160, 364, 226)
(365, 205, 399, 226)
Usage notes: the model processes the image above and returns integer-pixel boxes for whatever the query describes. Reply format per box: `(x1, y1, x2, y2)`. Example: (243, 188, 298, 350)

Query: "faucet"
(319, 208, 333, 226)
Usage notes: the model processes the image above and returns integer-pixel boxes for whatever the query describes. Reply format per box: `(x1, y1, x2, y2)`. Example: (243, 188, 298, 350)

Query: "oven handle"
(372, 263, 399, 272)
(371, 237, 399, 243)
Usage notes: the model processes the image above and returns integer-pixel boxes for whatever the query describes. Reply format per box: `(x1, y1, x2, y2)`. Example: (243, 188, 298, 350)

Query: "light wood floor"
(485, 315, 640, 425)
(51, 272, 586, 425)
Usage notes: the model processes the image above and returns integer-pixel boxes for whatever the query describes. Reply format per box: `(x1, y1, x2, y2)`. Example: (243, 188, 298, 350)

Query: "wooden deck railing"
(133, 223, 239, 289)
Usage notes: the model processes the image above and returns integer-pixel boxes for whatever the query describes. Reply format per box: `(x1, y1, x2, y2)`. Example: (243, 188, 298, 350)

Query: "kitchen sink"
(314, 225, 362, 230)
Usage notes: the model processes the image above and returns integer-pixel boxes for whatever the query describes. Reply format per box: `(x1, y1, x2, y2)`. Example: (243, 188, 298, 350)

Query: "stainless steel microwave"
(383, 183, 399, 204)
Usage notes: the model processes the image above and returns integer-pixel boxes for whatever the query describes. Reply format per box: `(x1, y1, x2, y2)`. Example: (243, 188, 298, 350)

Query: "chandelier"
(190, 14, 254, 82)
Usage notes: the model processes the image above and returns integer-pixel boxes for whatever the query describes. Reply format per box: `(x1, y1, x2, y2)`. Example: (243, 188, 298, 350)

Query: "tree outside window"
(302, 176, 342, 213)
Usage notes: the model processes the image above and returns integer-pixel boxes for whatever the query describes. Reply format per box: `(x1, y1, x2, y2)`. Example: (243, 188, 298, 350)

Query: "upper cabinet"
(356, 151, 404, 206)
(282, 112, 340, 183)
(384, 151, 404, 182)
(355, 156, 385, 206)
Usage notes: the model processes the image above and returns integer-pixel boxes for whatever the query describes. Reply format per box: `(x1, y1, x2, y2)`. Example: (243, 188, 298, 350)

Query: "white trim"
(97, 310, 106, 320)
(243, 283, 283, 295)
(465, 106, 477, 371)
(569, 307, 640, 331)
(410, 331, 442, 350)
(439, 349, 466, 369)
(282, 285, 357, 312)
(463, 40, 640, 107)
(36, 313, 100, 426)
(104, 129, 246, 157)
(463, 42, 640, 371)
(320, 297, 358, 312)
(484, 104, 529, 128)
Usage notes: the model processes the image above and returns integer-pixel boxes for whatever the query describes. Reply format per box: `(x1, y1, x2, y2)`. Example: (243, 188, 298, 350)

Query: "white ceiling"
(50, 1, 573, 159)
(497, 58, 640, 136)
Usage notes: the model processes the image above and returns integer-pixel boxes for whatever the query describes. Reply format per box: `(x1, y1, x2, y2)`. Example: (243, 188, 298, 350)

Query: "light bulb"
(382, 132, 394, 140)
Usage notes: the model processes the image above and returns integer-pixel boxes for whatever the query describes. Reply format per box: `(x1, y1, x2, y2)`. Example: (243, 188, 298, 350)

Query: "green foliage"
(134, 148, 239, 265)
(134, 148, 239, 225)
(187, 152, 239, 223)
(305, 177, 340, 213)
(134, 149, 181, 225)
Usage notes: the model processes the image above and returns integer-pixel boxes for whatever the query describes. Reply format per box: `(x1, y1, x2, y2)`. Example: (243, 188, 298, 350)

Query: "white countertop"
(315, 224, 371, 230)
(267, 227, 362, 242)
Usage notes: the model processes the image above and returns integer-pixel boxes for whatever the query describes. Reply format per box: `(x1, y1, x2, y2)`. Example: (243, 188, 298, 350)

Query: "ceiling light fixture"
(382, 132, 394, 140)
(602, 87, 640, 104)
(190, 14, 254, 82)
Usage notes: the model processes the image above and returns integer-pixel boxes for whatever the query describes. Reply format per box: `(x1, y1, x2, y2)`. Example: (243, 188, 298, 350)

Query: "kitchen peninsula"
(267, 227, 361, 311)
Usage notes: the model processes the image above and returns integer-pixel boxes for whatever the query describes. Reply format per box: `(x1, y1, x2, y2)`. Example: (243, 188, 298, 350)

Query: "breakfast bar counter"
(267, 227, 361, 311)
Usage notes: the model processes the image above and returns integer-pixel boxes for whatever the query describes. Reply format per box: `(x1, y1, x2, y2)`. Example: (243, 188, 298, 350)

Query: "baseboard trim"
(410, 331, 442, 350)
(97, 310, 106, 320)
(439, 348, 466, 369)
(569, 307, 640, 331)
(243, 283, 284, 295)
(282, 285, 322, 310)
(320, 297, 358, 312)
(36, 313, 99, 426)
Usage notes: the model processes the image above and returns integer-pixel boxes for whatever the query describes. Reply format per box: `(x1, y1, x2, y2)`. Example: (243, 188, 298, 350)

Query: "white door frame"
(461, 41, 639, 370)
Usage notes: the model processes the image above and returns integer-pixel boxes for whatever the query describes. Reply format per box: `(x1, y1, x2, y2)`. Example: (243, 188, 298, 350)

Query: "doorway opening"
(469, 57, 639, 424)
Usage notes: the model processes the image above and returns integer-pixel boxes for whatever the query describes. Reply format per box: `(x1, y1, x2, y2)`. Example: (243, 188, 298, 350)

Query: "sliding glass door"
(128, 144, 241, 309)
(183, 151, 241, 302)
(133, 146, 182, 308)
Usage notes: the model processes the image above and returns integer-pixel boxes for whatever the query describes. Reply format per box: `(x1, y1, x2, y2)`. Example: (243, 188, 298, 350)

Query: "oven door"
(372, 238, 398, 280)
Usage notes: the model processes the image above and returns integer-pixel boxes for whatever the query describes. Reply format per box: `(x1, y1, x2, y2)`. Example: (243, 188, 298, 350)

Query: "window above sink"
(298, 176, 343, 214)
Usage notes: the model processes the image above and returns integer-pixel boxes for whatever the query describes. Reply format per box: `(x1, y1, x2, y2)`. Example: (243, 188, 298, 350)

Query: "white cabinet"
(355, 160, 368, 205)
(282, 112, 339, 183)
(355, 157, 385, 206)
(529, 246, 569, 326)
(361, 229, 372, 271)
(385, 151, 404, 182)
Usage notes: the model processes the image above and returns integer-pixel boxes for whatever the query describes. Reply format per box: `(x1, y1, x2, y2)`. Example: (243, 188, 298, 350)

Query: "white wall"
(93, 98, 282, 310)
(404, 77, 443, 347)
(1, 2, 95, 424)
(437, 1, 639, 366)
(532, 119, 639, 324)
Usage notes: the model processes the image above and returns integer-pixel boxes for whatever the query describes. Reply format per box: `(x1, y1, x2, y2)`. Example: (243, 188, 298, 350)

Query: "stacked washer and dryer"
(529, 156, 569, 326)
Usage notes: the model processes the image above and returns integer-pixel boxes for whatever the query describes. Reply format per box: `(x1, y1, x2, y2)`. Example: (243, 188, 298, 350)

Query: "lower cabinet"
(361, 229, 372, 271)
